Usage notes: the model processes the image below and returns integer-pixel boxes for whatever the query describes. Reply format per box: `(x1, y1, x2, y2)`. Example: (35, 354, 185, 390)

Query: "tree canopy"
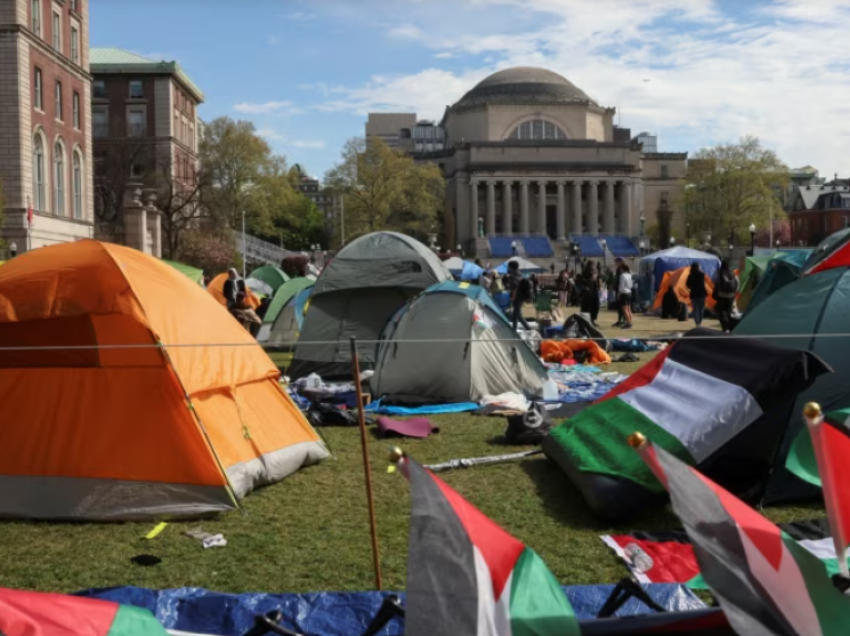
(324, 137, 445, 244)
(683, 136, 790, 248)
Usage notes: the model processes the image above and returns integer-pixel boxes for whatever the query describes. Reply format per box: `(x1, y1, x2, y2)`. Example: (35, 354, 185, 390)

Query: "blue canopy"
(458, 260, 484, 281)
(495, 257, 546, 274)
(639, 246, 720, 292)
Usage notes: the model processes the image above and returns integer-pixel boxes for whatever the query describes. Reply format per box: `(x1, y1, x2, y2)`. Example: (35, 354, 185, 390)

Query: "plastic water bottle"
(624, 543, 654, 574)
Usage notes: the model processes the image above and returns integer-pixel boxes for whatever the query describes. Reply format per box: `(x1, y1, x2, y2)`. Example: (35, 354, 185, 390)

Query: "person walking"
(686, 262, 708, 327)
(556, 270, 569, 307)
(713, 259, 739, 332)
(612, 258, 626, 327)
(507, 261, 532, 332)
(618, 263, 634, 329)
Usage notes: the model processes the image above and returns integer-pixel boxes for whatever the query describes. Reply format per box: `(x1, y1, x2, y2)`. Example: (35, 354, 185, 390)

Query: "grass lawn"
(0, 310, 825, 596)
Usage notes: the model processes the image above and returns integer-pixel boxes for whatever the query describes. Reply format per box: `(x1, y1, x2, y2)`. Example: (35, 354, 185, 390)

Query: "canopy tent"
(289, 232, 452, 380)
(735, 267, 850, 502)
(639, 247, 719, 293)
(494, 257, 546, 274)
(371, 281, 547, 403)
(444, 257, 485, 281)
(0, 240, 328, 520)
(802, 228, 850, 275)
(258, 277, 315, 340)
(262, 285, 314, 350)
(163, 260, 204, 287)
(743, 250, 810, 315)
(248, 265, 290, 292)
(207, 273, 261, 309)
(651, 266, 716, 313)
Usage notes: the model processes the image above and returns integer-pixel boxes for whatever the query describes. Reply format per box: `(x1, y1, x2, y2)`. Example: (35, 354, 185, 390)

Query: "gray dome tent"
(288, 232, 452, 380)
(370, 281, 549, 404)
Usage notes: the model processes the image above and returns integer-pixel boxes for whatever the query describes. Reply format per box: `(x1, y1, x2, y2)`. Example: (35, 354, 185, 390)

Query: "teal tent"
(163, 260, 204, 286)
(258, 277, 314, 341)
(736, 267, 850, 502)
(264, 285, 314, 350)
(744, 250, 811, 315)
(249, 265, 290, 292)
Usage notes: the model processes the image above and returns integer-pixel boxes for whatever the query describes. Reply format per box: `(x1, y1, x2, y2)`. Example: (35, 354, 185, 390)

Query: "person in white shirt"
(618, 264, 634, 330)
(306, 256, 321, 280)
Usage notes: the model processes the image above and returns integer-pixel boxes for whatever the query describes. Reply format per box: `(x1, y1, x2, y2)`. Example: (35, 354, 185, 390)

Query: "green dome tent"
(257, 277, 314, 341)
(736, 255, 774, 312)
(735, 267, 850, 502)
(163, 260, 204, 286)
(744, 250, 810, 315)
(249, 266, 290, 293)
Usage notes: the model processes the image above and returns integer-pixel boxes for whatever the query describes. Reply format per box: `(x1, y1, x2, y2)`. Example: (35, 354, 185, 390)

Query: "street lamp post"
(729, 243, 734, 259)
(511, 240, 517, 256)
(9, 242, 17, 258)
(639, 215, 646, 237)
(669, 236, 676, 247)
(600, 239, 607, 269)
(571, 240, 581, 273)
(749, 223, 756, 255)
(639, 239, 646, 256)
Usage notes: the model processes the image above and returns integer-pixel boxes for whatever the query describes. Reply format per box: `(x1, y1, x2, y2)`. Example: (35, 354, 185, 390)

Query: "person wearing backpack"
(713, 259, 738, 333)
(507, 261, 532, 331)
(686, 262, 708, 327)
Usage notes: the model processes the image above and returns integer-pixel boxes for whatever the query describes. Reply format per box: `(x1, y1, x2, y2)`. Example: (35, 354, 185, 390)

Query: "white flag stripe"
(473, 545, 513, 636)
(620, 358, 763, 462)
(800, 538, 838, 560)
(737, 525, 824, 636)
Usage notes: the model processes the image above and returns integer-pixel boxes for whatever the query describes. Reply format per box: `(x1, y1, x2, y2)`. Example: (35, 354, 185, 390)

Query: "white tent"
(495, 257, 546, 274)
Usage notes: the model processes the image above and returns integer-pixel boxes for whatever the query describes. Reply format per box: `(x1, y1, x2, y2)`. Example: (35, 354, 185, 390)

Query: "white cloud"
(233, 101, 301, 115)
(256, 128, 326, 150)
(290, 140, 327, 149)
(434, 52, 455, 59)
(280, 10, 315, 21)
(318, 0, 850, 175)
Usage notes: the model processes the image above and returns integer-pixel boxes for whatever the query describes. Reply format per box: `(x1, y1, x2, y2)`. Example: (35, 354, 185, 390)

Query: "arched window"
(54, 140, 65, 216)
(32, 133, 46, 211)
(507, 119, 568, 140)
(72, 150, 83, 219)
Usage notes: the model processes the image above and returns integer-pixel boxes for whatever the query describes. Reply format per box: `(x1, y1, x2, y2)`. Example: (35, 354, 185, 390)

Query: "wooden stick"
(350, 336, 383, 590)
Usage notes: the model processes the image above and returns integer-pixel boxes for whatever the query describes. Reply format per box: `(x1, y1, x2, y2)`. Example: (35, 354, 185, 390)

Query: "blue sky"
(91, 0, 850, 180)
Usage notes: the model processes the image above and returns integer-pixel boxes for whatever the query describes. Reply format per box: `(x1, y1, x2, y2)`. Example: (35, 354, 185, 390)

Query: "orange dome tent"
(652, 266, 717, 312)
(208, 272, 261, 309)
(0, 241, 327, 521)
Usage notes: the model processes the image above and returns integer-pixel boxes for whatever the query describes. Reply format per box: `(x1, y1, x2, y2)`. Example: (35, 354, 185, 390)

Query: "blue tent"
(639, 246, 720, 293)
(443, 257, 484, 281)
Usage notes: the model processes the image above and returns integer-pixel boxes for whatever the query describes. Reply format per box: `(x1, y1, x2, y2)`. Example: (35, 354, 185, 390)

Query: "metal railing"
(238, 233, 295, 266)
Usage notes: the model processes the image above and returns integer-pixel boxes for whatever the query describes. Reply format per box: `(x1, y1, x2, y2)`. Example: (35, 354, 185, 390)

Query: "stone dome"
(454, 67, 596, 109)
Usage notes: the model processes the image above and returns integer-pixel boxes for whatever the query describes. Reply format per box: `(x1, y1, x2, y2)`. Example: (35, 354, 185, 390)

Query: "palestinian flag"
(637, 441, 850, 636)
(0, 587, 169, 636)
(401, 456, 580, 636)
(545, 329, 828, 494)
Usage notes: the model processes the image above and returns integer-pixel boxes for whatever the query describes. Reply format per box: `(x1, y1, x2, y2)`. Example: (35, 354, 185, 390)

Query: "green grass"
(0, 312, 826, 595)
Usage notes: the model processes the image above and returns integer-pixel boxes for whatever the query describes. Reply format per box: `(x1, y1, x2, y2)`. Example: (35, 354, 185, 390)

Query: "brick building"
(89, 48, 204, 257)
(789, 179, 850, 246)
(0, 0, 94, 254)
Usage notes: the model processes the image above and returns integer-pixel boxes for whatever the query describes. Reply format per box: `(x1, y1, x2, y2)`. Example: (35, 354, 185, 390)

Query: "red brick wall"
(791, 209, 850, 245)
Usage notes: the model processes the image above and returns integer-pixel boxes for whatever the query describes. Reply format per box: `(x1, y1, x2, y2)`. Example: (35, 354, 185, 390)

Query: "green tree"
(683, 136, 789, 247)
(324, 137, 445, 244)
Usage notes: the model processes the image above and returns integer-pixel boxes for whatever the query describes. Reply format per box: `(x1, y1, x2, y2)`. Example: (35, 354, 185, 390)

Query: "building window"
(34, 67, 42, 110)
(661, 165, 669, 178)
(127, 106, 146, 137)
(92, 105, 108, 137)
(31, 0, 41, 35)
(54, 80, 62, 120)
(54, 141, 65, 216)
(189, 123, 195, 150)
(129, 80, 143, 99)
(72, 92, 80, 129)
(507, 119, 568, 140)
(130, 164, 144, 178)
(70, 0, 78, 12)
(52, 11, 60, 52)
(73, 151, 83, 219)
(174, 109, 179, 139)
(71, 26, 79, 64)
(32, 133, 46, 211)
(93, 80, 105, 98)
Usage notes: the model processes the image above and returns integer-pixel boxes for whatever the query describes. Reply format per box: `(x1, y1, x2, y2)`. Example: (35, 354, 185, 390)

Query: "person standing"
(223, 268, 239, 312)
(686, 262, 708, 327)
(713, 259, 739, 333)
(556, 270, 569, 307)
(507, 261, 532, 331)
(618, 263, 634, 329)
(612, 259, 626, 327)
(580, 262, 601, 326)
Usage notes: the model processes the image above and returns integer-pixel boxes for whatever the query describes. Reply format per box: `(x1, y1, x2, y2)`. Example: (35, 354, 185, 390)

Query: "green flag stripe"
(548, 397, 694, 491)
(509, 548, 580, 636)
(108, 605, 169, 636)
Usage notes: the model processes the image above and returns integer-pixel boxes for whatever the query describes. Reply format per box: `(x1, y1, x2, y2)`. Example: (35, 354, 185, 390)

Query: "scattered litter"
(145, 522, 168, 540)
(130, 554, 162, 567)
(425, 449, 543, 473)
(480, 392, 530, 412)
(184, 529, 227, 549)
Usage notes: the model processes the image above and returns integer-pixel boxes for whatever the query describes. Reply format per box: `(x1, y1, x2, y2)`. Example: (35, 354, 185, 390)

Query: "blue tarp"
(365, 399, 479, 415)
(457, 260, 485, 281)
(639, 247, 720, 292)
(75, 584, 705, 636)
(294, 287, 313, 330)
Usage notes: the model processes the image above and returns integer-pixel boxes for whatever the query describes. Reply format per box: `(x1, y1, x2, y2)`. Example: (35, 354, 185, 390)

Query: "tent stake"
(351, 336, 383, 590)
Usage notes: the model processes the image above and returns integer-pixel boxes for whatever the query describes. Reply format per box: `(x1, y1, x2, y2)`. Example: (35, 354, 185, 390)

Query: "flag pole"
(350, 336, 382, 590)
(627, 432, 667, 487)
(803, 402, 850, 578)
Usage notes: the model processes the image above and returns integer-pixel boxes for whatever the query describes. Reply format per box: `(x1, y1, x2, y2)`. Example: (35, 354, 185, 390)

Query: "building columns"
(571, 180, 583, 236)
(537, 181, 547, 234)
(502, 181, 513, 234)
(621, 180, 633, 236)
(470, 180, 479, 238)
(556, 181, 566, 240)
(519, 181, 530, 234)
(485, 180, 496, 235)
(588, 180, 599, 236)
(603, 180, 615, 234)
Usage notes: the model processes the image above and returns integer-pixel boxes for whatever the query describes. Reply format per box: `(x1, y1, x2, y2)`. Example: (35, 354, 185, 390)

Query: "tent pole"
(351, 336, 382, 590)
